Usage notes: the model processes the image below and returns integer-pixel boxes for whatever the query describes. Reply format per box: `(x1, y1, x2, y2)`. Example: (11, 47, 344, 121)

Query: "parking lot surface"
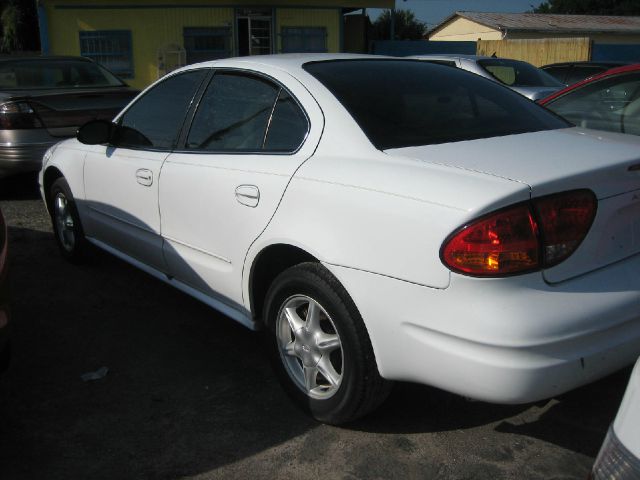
(0, 175, 632, 480)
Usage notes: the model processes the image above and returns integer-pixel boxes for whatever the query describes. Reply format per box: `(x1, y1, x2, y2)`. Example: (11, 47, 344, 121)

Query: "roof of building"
(429, 11, 640, 37)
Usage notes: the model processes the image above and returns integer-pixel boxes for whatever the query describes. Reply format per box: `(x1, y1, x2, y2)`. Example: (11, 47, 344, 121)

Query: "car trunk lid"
(2, 87, 137, 136)
(385, 127, 640, 283)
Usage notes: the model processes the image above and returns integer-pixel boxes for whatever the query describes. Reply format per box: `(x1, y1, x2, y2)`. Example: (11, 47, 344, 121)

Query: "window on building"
(79, 30, 133, 79)
(281, 27, 327, 53)
(183, 27, 232, 64)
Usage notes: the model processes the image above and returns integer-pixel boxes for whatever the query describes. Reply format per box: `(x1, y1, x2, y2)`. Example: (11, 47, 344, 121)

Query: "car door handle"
(136, 168, 153, 187)
(235, 185, 260, 208)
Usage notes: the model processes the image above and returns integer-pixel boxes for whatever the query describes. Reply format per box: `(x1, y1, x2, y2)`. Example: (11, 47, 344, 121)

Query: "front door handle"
(235, 185, 260, 208)
(136, 168, 153, 187)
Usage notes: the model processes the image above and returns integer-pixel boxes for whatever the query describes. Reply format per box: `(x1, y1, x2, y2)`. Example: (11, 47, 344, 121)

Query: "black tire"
(0, 341, 10, 373)
(263, 262, 392, 425)
(49, 177, 87, 263)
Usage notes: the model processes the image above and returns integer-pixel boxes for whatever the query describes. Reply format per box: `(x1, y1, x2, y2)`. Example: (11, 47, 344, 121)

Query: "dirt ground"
(0, 175, 632, 480)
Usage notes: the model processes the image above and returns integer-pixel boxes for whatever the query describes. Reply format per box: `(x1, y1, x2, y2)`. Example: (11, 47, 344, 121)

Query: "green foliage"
(373, 9, 426, 41)
(0, 1, 22, 53)
(532, 0, 640, 15)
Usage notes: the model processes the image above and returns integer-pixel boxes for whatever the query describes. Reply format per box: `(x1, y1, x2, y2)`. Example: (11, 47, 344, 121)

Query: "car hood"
(385, 127, 640, 199)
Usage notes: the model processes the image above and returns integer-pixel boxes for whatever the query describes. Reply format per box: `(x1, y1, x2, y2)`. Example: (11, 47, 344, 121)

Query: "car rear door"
(159, 67, 323, 309)
(83, 69, 208, 272)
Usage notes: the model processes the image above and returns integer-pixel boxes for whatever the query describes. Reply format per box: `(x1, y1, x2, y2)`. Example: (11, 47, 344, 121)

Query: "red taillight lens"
(533, 190, 597, 267)
(441, 204, 539, 275)
(441, 190, 597, 277)
(0, 101, 43, 129)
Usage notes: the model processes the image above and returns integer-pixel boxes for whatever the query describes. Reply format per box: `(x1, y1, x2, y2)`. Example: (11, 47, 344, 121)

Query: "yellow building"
(38, 0, 392, 89)
(429, 11, 640, 43)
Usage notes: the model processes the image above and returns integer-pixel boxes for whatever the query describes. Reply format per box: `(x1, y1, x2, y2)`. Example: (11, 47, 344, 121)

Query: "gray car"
(0, 56, 139, 178)
(412, 54, 563, 101)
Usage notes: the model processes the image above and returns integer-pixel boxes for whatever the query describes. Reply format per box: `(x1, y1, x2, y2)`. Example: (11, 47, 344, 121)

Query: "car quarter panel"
(247, 148, 531, 293)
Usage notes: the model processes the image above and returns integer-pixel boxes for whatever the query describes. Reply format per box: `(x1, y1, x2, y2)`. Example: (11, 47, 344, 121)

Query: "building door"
(236, 8, 272, 56)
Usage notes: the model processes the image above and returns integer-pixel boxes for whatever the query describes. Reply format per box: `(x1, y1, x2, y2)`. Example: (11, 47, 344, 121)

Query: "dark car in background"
(541, 61, 632, 86)
(0, 56, 139, 178)
(0, 207, 9, 373)
(539, 64, 640, 136)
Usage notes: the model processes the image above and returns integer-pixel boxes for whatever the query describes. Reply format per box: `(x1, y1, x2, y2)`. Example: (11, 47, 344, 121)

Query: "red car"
(539, 64, 640, 136)
(0, 207, 8, 372)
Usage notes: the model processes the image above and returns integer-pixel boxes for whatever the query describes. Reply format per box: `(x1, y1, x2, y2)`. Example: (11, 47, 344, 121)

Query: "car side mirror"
(77, 119, 113, 145)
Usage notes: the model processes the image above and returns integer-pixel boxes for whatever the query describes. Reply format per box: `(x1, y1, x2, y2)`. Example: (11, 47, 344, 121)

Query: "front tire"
(50, 177, 87, 263)
(264, 262, 391, 424)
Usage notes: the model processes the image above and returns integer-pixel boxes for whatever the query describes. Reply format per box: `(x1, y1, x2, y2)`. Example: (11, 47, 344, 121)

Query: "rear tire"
(264, 262, 392, 425)
(0, 341, 10, 373)
(50, 177, 87, 263)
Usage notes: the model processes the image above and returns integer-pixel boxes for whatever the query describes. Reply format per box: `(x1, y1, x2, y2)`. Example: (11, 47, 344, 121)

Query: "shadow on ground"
(0, 224, 631, 479)
(0, 173, 40, 201)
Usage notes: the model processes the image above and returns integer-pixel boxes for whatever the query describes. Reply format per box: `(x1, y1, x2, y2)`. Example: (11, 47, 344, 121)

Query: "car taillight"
(0, 101, 43, 129)
(441, 189, 597, 276)
(590, 427, 640, 480)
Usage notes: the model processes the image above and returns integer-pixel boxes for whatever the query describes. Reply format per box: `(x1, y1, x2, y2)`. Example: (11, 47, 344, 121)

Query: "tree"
(372, 9, 426, 41)
(0, 0, 39, 53)
(532, 0, 640, 15)
(0, 1, 22, 53)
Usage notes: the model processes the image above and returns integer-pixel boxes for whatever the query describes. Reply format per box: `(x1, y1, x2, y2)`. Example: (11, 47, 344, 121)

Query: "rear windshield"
(0, 59, 125, 90)
(303, 60, 569, 150)
(478, 58, 563, 87)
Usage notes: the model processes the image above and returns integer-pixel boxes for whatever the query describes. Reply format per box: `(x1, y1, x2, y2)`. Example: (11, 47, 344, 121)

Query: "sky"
(369, 0, 545, 29)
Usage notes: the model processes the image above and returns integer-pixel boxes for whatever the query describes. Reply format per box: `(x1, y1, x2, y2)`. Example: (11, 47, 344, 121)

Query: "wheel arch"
(42, 166, 65, 213)
(248, 243, 319, 324)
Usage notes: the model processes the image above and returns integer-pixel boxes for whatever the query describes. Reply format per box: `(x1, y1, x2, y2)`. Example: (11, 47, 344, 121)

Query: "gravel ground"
(0, 174, 632, 480)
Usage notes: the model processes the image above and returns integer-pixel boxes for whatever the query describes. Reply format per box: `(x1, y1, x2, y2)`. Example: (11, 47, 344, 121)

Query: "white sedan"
(39, 54, 640, 425)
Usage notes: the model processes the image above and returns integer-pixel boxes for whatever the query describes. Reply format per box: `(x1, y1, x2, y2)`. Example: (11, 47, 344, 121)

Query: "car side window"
(113, 69, 207, 150)
(263, 90, 308, 152)
(547, 73, 640, 134)
(186, 72, 279, 151)
(186, 71, 308, 153)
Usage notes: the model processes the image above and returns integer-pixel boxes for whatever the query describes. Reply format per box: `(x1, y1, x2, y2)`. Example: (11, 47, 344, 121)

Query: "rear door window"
(186, 71, 308, 153)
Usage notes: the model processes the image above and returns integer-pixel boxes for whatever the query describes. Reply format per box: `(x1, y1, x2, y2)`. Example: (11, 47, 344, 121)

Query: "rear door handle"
(235, 185, 260, 207)
(136, 168, 153, 186)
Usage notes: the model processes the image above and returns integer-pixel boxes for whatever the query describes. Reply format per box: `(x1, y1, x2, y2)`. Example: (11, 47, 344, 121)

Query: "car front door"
(82, 69, 208, 271)
(159, 67, 323, 311)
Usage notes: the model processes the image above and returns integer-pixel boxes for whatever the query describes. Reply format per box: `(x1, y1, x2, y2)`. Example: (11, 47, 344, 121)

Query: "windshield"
(0, 58, 126, 90)
(303, 59, 569, 150)
(478, 59, 563, 87)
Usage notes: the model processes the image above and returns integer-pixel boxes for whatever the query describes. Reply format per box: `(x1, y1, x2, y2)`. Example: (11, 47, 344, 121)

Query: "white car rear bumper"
(328, 254, 640, 404)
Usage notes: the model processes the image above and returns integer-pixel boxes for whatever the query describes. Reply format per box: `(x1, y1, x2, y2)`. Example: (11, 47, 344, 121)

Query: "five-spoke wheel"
(265, 262, 391, 425)
(277, 295, 343, 400)
(49, 177, 86, 263)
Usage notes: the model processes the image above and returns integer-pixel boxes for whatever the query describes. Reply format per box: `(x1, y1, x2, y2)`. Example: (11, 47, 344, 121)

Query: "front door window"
(237, 8, 272, 56)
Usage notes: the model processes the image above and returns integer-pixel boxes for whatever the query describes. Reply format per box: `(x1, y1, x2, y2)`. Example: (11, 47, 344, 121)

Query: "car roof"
(178, 53, 390, 74)
(539, 63, 640, 104)
(411, 54, 493, 61)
